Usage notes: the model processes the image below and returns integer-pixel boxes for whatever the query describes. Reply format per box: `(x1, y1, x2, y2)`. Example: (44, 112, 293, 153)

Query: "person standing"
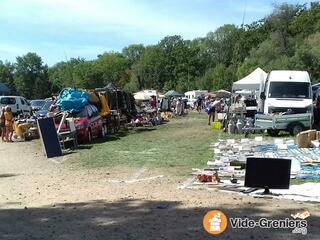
(314, 96, 320, 128)
(176, 98, 182, 116)
(316, 96, 320, 109)
(208, 98, 220, 125)
(0, 107, 6, 142)
(196, 96, 203, 113)
(149, 95, 157, 109)
(4, 106, 14, 142)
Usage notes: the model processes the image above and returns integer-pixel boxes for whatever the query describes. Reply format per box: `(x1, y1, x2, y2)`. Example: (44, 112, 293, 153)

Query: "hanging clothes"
(99, 94, 110, 117)
(160, 98, 171, 112)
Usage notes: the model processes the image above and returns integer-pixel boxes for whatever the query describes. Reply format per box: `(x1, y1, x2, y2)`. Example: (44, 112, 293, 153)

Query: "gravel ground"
(0, 140, 319, 240)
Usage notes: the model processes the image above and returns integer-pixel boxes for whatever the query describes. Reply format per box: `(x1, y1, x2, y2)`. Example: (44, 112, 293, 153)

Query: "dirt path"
(0, 140, 319, 240)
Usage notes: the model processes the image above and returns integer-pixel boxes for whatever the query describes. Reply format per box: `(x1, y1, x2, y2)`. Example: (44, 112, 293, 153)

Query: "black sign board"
(37, 117, 62, 158)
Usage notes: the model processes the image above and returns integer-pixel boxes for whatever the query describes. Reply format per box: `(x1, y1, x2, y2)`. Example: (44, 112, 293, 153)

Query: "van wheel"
(267, 129, 279, 136)
(289, 123, 304, 136)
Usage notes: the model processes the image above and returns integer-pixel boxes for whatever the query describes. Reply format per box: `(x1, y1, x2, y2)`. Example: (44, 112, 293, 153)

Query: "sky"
(0, 0, 315, 66)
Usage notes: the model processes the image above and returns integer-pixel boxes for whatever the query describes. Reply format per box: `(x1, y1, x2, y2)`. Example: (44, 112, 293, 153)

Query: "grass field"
(69, 112, 240, 175)
(68, 112, 319, 183)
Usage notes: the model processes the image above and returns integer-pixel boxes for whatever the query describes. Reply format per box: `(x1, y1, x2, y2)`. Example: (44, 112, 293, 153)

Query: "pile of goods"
(196, 170, 220, 183)
(56, 88, 110, 116)
(187, 133, 320, 189)
(13, 116, 38, 141)
(209, 136, 320, 178)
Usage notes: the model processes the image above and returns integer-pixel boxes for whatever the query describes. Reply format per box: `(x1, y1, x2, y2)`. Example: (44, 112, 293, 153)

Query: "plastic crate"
(211, 121, 221, 130)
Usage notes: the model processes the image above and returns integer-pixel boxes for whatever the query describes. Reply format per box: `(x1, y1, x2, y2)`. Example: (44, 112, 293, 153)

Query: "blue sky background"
(0, 0, 314, 66)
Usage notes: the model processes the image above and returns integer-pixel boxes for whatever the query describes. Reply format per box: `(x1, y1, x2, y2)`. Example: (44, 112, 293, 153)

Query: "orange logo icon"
(203, 210, 228, 235)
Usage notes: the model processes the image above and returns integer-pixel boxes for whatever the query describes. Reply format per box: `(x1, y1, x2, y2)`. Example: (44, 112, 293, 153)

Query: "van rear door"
(0, 97, 17, 113)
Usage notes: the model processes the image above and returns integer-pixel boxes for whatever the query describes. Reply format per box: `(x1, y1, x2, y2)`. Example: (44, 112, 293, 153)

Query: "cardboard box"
(296, 131, 309, 148)
(317, 131, 320, 140)
(307, 129, 317, 142)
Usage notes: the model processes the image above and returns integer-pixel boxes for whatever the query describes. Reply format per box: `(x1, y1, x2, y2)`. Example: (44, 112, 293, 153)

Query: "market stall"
(185, 133, 320, 201)
(133, 90, 160, 127)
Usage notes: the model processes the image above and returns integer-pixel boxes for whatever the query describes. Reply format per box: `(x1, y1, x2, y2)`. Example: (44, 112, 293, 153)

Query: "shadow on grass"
(75, 145, 93, 150)
(0, 199, 318, 240)
(133, 127, 157, 133)
(84, 131, 130, 144)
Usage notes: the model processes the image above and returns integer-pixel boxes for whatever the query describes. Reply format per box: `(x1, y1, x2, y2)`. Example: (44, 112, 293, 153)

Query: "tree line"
(1, 2, 320, 99)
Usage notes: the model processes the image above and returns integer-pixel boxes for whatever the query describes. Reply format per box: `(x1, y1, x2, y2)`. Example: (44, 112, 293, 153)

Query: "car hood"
(35, 110, 48, 117)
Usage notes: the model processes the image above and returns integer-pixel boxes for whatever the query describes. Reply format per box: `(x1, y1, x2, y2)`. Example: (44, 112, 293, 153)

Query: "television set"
(244, 158, 291, 195)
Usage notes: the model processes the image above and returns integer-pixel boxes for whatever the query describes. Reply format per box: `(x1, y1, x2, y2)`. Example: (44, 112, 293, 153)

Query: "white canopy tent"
(232, 68, 267, 92)
(134, 90, 158, 100)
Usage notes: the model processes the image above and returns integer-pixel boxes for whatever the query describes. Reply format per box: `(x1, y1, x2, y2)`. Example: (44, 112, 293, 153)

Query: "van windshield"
(268, 82, 311, 99)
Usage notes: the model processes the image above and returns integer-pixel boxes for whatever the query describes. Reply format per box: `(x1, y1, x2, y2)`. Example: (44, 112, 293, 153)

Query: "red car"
(55, 105, 104, 143)
(74, 105, 104, 142)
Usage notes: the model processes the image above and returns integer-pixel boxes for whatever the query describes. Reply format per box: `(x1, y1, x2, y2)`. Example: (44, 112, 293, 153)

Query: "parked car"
(35, 100, 53, 117)
(74, 105, 104, 142)
(0, 96, 31, 115)
(30, 99, 46, 111)
(55, 104, 104, 143)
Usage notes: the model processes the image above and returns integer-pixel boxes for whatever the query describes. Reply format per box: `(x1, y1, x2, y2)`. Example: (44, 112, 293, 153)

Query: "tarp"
(204, 92, 216, 98)
(215, 90, 231, 98)
(232, 68, 267, 91)
(165, 90, 184, 97)
(56, 88, 89, 114)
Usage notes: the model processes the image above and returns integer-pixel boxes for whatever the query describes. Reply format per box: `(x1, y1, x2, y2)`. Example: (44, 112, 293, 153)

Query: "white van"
(0, 96, 32, 115)
(184, 90, 208, 108)
(260, 71, 312, 115)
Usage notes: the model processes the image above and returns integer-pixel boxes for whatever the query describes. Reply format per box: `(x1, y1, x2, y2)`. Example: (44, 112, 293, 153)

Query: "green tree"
(289, 2, 320, 38)
(49, 61, 73, 92)
(199, 64, 236, 91)
(14, 53, 51, 99)
(122, 44, 145, 66)
(157, 35, 202, 91)
(94, 52, 129, 88)
(267, 3, 304, 55)
(202, 25, 241, 68)
(233, 20, 269, 65)
(123, 71, 140, 93)
(291, 32, 320, 83)
(0, 61, 15, 93)
(135, 46, 166, 89)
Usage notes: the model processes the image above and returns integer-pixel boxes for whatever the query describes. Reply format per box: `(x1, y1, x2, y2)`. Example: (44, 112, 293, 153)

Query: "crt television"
(245, 158, 291, 195)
